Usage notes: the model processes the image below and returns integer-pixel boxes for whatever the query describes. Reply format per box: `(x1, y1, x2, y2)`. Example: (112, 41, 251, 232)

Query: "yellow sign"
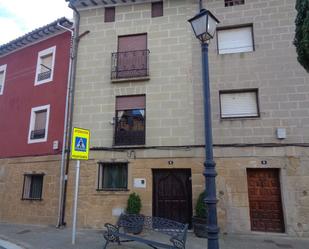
(71, 127, 90, 160)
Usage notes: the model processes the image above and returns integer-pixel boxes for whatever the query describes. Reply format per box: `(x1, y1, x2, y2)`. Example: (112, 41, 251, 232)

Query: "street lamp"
(188, 8, 220, 249)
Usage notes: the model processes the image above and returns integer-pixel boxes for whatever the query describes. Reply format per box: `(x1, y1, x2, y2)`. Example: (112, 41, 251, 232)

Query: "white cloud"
(0, 0, 73, 45)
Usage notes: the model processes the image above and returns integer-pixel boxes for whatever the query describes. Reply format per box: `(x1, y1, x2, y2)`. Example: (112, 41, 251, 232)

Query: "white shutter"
(220, 91, 258, 118)
(218, 26, 253, 54)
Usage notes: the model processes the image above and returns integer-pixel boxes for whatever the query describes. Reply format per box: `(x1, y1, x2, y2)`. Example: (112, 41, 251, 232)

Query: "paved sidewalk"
(0, 223, 308, 249)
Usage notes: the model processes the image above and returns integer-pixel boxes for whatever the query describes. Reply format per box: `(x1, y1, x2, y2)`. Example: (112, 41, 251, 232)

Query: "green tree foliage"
(195, 191, 207, 218)
(294, 0, 309, 72)
(126, 192, 142, 214)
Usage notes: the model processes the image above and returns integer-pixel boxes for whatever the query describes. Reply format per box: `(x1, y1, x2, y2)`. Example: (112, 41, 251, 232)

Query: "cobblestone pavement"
(0, 223, 308, 249)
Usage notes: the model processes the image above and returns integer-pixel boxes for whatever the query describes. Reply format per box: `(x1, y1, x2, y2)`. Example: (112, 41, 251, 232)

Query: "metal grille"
(30, 129, 46, 139)
(22, 174, 44, 200)
(37, 71, 51, 81)
(111, 50, 150, 79)
(225, 0, 245, 7)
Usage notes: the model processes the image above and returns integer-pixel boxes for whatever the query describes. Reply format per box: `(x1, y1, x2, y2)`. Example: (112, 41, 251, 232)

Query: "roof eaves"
(0, 17, 73, 57)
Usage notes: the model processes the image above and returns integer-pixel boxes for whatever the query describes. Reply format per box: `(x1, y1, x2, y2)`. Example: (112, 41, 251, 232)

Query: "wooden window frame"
(114, 94, 146, 146)
(219, 88, 260, 119)
(97, 162, 129, 191)
(216, 24, 255, 55)
(21, 173, 45, 201)
(152, 1, 163, 18)
(224, 0, 245, 7)
(105, 7, 115, 22)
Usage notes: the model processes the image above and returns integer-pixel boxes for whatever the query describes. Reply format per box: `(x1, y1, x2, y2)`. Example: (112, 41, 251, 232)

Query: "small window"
(28, 105, 50, 144)
(97, 163, 128, 191)
(225, 0, 245, 7)
(220, 89, 259, 118)
(105, 7, 115, 22)
(152, 1, 163, 18)
(35, 46, 56, 85)
(0, 64, 7, 95)
(115, 95, 146, 146)
(22, 174, 44, 200)
(217, 25, 254, 54)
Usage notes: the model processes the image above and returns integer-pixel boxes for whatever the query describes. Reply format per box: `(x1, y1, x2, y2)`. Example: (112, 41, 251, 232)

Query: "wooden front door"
(247, 169, 285, 233)
(153, 169, 192, 227)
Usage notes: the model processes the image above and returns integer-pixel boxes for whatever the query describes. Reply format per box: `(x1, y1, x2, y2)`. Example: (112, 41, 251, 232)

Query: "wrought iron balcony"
(114, 130, 145, 146)
(37, 71, 51, 81)
(30, 129, 46, 139)
(111, 50, 150, 80)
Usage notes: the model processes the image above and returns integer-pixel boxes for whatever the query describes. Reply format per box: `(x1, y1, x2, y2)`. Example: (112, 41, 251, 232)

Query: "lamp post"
(188, 8, 220, 249)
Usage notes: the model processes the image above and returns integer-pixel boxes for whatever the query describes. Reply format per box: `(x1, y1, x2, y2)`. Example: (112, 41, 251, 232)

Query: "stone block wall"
(0, 155, 61, 225)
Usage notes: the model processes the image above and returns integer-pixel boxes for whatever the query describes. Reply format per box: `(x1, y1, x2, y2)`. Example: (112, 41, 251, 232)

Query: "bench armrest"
(103, 223, 120, 243)
(170, 236, 185, 249)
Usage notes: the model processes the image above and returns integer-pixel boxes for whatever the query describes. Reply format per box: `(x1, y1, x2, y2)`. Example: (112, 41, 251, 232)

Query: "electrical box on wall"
(112, 208, 124, 216)
(53, 140, 59, 150)
(134, 178, 146, 188)
(276, 128, 286, 139)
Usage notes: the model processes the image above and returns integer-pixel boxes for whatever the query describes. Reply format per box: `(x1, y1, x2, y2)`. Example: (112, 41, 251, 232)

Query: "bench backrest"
(117, 214, 188, 241)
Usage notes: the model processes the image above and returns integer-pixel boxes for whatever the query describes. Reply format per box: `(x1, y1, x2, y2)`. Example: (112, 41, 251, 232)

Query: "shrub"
(126, 192, 142, 214)
(294, 0, 309, 72)
(195, 191, 207, 219)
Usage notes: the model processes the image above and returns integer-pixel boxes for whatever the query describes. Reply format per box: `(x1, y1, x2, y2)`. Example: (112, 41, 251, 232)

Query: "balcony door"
(117, 34, 147, 78)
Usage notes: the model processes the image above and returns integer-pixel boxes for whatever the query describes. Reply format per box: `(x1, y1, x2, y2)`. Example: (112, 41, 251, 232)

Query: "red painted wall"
(0, 32, 71, 158)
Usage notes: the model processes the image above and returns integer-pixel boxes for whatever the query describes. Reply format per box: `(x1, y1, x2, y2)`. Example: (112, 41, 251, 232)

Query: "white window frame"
(217, 25, 254, 55)
(34, 46, 56, 85)
(0, 64, 7, 95)
(219, 89, 259, 119)
(28, 104, 50, 144)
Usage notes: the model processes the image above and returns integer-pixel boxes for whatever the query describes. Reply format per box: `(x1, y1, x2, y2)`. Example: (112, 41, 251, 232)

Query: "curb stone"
(0, 239, 24, 249)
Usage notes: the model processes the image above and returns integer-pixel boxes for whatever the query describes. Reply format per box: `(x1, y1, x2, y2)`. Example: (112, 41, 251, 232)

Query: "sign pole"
(72, 159, 80, 245)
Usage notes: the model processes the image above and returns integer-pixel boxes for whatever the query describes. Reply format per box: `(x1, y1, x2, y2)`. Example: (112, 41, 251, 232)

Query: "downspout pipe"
(57, 2, 81, 227)
(56, 21, 74, 228)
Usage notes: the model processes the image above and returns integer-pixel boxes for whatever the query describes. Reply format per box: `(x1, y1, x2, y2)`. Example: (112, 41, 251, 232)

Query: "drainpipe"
(56, 21, 74, 228)
(57, 2, 81, 227)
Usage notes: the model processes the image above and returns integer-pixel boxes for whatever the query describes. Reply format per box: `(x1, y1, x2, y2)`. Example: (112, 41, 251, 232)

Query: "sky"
(0, 0, 73, 45)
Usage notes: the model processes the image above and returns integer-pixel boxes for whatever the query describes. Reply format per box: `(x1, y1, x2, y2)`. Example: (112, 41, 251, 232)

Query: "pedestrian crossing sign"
(71, 127, 90, 160)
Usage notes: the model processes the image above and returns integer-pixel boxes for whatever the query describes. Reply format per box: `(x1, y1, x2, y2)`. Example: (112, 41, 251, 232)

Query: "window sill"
(220, 116, 260, 121)
(112, 144, 146, 149)
(111, 76, 150, 83)
(95, 189, 130, 196)
(21, 198, 43, 201)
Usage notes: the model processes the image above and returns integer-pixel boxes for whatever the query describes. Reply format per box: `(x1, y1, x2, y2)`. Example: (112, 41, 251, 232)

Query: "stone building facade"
(0, 18, 72, 225)
(67, 0, 308, 237)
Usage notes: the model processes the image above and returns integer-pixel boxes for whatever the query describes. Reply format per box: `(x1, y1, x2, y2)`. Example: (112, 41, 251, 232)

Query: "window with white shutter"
(220, 89, 259, 118)
(28, 105, 50, 143)
(0, 64, 7, 95)
(35, 46, 56, 85)
(217, 25, 254, 54)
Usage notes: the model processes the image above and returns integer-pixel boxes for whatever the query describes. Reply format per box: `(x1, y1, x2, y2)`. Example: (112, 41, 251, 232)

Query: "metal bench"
(103, 214, 188, 249)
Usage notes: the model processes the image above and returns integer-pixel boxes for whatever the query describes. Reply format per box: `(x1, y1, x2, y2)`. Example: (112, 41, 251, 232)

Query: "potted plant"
(124, 192, 143, 234)
(192, 191, 208, 238)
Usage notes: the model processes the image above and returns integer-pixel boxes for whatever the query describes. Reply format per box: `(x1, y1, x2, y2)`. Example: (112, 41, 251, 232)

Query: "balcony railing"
(111, 49, 150, 80)
(30, 129, 46, 140)
(114, 130, 145, 146)
(37, 71, 51, 81)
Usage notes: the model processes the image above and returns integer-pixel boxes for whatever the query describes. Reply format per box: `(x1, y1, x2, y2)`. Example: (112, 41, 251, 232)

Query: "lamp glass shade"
(207, 14, 217, 38)
(190, 14, 207, 39)
(188, 9, 219, 42)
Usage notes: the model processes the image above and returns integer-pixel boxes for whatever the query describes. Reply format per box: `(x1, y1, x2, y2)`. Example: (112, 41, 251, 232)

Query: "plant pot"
(192, 216, 207, 238)
(123, 214, 144, 235)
